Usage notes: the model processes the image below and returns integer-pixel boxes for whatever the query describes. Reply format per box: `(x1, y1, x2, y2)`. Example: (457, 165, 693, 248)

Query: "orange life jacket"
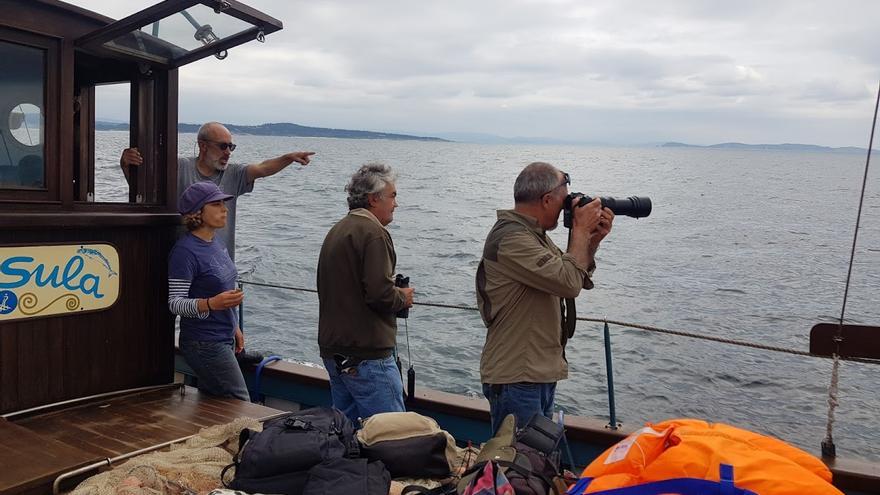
(571, 418, 842, 495)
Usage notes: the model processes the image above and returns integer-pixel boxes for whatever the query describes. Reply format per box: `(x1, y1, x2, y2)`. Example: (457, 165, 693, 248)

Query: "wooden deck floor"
(0, 385, 281, 495)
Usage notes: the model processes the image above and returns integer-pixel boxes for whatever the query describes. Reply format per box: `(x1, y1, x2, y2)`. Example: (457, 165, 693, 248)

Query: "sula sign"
(0, 244, 120, 322)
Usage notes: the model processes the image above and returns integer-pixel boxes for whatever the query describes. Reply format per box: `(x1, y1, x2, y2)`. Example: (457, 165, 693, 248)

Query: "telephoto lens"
(563, 194, 652, 228)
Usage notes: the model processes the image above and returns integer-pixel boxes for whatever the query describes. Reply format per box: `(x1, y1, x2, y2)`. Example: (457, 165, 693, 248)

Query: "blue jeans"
(323, 356, 405, 425)
(482, 382, 557, 435)
(180, 339, 250, 401)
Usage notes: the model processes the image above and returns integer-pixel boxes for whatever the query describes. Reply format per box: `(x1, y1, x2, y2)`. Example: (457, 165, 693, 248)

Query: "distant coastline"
(661, 141, 865, 154)
(95, 121, 449, 142)
(93, 121, 864, 151)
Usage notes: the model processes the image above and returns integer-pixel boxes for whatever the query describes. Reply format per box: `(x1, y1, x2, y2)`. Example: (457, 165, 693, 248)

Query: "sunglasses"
(202, 139, 237, 152)
(540, 171, 570, 197)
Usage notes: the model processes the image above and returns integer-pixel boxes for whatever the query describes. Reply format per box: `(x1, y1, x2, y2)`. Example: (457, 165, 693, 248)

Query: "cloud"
(71, 0, 880, 147)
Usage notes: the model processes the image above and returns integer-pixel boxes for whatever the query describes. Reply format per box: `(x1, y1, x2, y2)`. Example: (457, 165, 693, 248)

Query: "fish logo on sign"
(76, 246, 118, 278)
(0, 243, 120, 322)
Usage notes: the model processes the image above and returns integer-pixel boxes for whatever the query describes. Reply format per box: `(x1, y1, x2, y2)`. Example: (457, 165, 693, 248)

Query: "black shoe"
(236, 349, 264, 366)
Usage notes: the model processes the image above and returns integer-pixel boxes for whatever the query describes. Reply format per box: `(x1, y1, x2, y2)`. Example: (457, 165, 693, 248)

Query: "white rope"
(822, 354, 841, 450)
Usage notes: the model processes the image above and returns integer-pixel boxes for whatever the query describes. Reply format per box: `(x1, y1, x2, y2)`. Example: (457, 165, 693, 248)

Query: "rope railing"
(238, 279, 879, 365)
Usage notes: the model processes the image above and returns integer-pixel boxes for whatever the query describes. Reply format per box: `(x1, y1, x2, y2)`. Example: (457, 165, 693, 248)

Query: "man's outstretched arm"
(246, 151, 315, 182)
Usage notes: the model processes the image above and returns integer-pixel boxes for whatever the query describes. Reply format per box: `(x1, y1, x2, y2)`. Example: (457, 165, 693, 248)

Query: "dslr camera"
(563, 194, 652, 229)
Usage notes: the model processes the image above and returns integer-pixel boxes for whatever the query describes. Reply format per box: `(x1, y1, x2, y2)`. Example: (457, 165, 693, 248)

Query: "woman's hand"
(209, 289, 243, 310)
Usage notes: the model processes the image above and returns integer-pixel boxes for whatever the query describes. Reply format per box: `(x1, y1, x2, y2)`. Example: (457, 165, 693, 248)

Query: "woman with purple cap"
(167, 181, 249, 400)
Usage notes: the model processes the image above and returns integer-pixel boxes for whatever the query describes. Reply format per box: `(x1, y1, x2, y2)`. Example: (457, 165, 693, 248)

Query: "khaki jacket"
(476, 210, 593, 384)
(318, 209, 407, 359)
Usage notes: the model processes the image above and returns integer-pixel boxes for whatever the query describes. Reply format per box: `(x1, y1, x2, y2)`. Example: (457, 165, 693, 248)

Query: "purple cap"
(178, 181, 234, 215)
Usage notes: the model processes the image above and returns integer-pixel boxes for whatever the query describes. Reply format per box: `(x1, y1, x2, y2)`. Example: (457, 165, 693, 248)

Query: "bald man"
(121, 122, 314, 260)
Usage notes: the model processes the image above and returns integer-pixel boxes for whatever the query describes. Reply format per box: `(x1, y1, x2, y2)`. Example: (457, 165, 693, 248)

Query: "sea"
(95, 131, 880, 462)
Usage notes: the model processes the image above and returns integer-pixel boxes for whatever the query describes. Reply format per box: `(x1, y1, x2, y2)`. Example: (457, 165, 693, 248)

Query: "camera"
(394, 274, 410, 319)
(563, 193, 652, 228)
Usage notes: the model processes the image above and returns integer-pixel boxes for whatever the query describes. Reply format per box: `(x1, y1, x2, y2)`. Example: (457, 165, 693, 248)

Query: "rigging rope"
(237, 279, 879, 365)
(821, 77, 880, 457)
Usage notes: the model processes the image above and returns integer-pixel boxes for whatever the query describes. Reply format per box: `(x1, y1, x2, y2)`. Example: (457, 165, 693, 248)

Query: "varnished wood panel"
(17, 386, 280, 457)
(0, 223, 177, 413)
(0, 418, 98, 495)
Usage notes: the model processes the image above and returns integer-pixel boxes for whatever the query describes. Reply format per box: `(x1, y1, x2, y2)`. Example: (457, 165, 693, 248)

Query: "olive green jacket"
(476, 210, 593, 384)
(318, 209, 407, 359)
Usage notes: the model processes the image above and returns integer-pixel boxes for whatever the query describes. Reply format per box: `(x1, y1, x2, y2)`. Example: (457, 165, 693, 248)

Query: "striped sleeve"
(168, 278, 209, 319)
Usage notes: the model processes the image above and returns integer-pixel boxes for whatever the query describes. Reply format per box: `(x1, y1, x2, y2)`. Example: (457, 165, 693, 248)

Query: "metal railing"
(235, 278, 878, 429)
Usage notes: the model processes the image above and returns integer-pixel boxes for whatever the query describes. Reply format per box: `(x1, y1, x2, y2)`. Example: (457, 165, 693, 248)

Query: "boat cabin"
(0, 1, 283, 492)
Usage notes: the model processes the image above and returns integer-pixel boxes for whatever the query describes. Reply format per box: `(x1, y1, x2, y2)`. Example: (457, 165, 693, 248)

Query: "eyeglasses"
(202, 140, 237, 152)
(540, 172, 570, 197)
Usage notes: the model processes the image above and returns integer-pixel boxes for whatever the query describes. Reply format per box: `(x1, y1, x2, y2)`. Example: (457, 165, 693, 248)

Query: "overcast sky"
(72, 0, 879, 147)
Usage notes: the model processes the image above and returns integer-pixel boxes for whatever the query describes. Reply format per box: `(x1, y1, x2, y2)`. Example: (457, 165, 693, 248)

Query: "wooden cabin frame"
(0, 2, 284, 492)
(0, 0, 281, 415)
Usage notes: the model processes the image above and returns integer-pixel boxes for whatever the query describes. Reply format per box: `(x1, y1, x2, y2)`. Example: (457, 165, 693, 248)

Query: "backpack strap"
(234, 428, 253, 461)
(494, 459, 560, 495)
(461, 459, 488, 478)
(220, 427, 256, 487)
(220, 462, 236, 488)
(400, 483, 458, 495)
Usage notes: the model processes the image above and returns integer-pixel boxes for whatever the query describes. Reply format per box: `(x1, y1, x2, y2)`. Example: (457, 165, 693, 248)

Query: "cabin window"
(107, 4, 254, 61)
(0, 40, 45, 190)
(73, 55, 168, 207)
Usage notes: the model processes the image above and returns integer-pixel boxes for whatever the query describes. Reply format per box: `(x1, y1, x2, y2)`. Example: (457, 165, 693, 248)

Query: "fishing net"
(71, 417, 262, 495)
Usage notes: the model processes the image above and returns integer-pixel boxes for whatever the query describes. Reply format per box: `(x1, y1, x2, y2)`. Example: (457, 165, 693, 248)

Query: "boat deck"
(0, 384, 281, 495)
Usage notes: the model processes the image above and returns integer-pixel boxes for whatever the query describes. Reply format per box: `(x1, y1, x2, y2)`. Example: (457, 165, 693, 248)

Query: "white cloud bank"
(74, 0, 880, 147)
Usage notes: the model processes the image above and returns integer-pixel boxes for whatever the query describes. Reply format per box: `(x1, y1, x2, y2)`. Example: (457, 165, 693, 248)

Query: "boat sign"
(0, 244, 120, 322)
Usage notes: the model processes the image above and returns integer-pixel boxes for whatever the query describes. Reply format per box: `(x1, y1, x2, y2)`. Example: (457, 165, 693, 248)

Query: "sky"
(71, 0, 879, 147)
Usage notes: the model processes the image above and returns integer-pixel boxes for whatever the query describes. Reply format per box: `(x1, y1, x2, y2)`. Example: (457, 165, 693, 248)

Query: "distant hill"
(95, 121, 130, 131)
(95, 121, 448, 142)
(431, 131, 592, 145)
(662, 142, 864, 153)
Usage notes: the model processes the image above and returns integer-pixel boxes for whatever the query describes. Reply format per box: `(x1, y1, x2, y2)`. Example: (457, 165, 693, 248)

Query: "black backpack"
(222, 406, 361, 494)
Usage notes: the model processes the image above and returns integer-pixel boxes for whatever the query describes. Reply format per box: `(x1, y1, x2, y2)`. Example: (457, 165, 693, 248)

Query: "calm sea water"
(95, 131, 880, 462)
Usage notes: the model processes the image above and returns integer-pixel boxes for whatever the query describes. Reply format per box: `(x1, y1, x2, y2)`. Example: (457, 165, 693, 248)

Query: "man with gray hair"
(120, 121, 314, 260)
(316, 163, 415, 423)
(476, 162, 614, 434)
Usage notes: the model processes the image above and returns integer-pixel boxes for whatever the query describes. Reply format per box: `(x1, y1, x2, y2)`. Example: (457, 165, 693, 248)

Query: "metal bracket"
(213, 0, 231, 13)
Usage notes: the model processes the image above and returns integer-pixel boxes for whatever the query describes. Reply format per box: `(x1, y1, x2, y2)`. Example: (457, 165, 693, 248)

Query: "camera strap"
(560, 297, 576, 350)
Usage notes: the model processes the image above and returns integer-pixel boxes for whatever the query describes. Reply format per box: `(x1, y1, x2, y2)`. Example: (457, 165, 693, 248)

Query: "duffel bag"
(358, 411, 459, 478)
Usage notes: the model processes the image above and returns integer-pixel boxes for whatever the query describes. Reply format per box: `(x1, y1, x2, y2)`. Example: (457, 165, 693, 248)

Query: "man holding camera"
(476, 161, 613, 434)
(317, 163, 415, 424)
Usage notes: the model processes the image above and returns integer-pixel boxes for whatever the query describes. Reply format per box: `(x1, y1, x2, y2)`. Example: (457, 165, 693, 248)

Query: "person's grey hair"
(513, 162, 561, 203)
(346, 163, 397, 209)
(197, 122, 224, 141)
